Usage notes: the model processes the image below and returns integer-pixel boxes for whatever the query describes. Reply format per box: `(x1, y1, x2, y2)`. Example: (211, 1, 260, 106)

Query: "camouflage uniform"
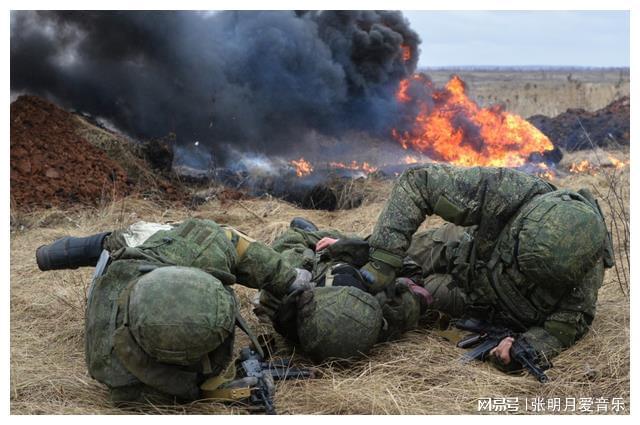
(86, 218, 297, 404)
(270, 227, 349, 275)
(368, 164, 614, 365)
(265, 226, 422, 355)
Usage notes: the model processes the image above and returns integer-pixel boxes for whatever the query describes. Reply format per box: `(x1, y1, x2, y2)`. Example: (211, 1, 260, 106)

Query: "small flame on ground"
(403, 155, 419, 164)
(569, 160, 596, 174)
(608, 155, 629, 169)
(536, 163, 555, 181)
(392, 74, 554, 167)
(329, 160, 378, 174)
(569, 156, 629, 175)
(290, 157, 314, 177)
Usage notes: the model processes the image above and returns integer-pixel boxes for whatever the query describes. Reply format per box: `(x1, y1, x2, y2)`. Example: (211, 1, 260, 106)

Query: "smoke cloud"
(11, 11, 420, 163)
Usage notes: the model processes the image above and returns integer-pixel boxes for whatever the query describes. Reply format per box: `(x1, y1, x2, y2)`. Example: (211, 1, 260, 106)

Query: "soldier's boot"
(290, 217, 319, 232)
(36, 232, 111, 271)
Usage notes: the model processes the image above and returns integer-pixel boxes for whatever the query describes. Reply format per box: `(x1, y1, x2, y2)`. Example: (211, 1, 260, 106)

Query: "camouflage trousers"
(407, 223, 474, 320)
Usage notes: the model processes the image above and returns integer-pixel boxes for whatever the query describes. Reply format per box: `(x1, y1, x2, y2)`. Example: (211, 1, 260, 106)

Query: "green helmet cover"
(297, 286, 383, 362)
(517, 195, 606, 288)
(127, 266, 236, 365)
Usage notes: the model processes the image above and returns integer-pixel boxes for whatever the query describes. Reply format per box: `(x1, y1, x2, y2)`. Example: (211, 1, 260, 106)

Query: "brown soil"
(10, 96, 131, 209)
(74, 116, 182, 203)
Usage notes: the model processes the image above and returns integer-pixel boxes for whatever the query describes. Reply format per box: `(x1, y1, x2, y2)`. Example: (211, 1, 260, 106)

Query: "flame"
(568, 156, 628, 175)
(393, 74, 554, 167)
(397, 79, 412, 103)
(608, 155, 629, 169)
(403, 155, 419, 164)
(536, 163, 555, 181)
(569, 160, 595, 174)
(290, 157, 313, 177)
(329, 160, 378, 174)
(401, 45, 411, 62)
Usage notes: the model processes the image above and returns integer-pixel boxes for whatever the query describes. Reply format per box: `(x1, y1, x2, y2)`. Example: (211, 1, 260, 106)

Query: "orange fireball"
(393, 74, 554, 167)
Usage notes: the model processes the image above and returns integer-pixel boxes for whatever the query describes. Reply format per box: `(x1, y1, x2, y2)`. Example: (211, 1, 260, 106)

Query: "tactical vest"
(457, 190, 612, 330)
(85, 218, 243, 403)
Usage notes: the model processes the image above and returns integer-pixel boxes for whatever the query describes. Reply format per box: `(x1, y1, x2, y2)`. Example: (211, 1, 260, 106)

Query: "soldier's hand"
(316, 237, 338, 251)
(395, 277, 434, 312)
(490, 336, 515, 365)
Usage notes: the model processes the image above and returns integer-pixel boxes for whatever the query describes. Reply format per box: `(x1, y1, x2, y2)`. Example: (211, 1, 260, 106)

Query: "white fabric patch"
(123, 221, 175, 247)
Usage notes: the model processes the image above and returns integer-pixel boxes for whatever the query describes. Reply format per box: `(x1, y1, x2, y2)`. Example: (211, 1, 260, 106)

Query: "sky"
(403, 11, 630, 68)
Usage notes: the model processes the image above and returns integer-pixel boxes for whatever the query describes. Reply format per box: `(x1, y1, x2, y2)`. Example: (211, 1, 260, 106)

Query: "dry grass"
(10, 155, 630, 414)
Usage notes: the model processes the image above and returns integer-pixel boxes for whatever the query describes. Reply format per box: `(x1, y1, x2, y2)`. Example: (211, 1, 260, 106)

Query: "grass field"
(10, 151, 630, 414)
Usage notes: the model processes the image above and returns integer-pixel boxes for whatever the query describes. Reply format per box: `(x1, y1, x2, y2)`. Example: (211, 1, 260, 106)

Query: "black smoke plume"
(11, 11, 420, 163)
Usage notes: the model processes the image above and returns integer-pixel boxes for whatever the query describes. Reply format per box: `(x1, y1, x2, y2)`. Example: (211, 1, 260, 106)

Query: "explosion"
(392, 74, 554, 167)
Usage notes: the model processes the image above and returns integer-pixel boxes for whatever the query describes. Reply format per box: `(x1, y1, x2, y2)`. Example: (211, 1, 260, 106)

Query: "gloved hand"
(255, 282, 317, 344)
(288, 268, 314, 293)
(395, 277, 434, 312)
(375, 279, 421, 341)
(360, 259, 397, 293)
(270, 288, 316, 343)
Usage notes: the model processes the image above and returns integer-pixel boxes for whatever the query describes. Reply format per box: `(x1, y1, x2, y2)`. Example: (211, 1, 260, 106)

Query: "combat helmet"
(297, 286, 383, 362)
(516, 191, 607, 288)
(126, 266, 236, 366)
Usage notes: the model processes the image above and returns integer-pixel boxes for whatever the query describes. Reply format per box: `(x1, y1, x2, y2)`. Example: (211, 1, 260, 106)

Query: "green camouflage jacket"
(86, 218, 296, 402)
(369, 164, 610, 363)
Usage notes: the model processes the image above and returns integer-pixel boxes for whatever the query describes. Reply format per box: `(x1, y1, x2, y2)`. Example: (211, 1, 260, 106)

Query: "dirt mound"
(74, 116, 182, 203)
(529, 96, 629, 151)
(10, 96, 132, 209)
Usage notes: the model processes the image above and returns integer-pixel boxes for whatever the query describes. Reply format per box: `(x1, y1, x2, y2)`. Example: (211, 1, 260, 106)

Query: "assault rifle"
(455, 318, 551, 383)
(238, 347, 316, 414)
